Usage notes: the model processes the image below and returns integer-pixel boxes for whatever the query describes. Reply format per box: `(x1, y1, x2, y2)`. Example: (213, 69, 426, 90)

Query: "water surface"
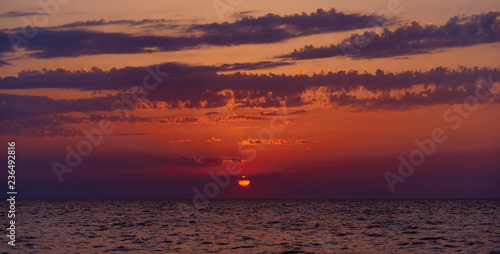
(3, 199, 500, 253)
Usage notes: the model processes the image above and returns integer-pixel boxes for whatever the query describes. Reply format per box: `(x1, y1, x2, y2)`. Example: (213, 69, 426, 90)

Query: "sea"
(2, 199, 500, 253)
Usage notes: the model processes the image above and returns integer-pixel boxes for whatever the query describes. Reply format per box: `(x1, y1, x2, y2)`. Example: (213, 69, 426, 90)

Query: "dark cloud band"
(279, 11, 500, 60)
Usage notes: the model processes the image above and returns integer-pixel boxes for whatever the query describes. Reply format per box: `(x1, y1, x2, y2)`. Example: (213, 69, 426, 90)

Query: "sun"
(238, 176, 250, 187)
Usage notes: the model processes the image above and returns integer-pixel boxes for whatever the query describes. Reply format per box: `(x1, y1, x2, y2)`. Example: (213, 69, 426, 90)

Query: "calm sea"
(2, 199, 500, 253)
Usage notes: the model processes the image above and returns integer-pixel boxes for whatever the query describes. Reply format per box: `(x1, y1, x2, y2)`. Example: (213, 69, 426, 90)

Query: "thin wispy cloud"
(239, 139, 308, 145)
(0, 11, 48, 18)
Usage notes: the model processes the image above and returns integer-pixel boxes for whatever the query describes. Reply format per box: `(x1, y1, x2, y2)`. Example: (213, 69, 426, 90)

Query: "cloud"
(1, 65, 499, 112)
(0, 61, 292, 90)
(206, 137, 222, 142)
(0, 94, 277, 136)
(75, 156, 243, 171)
(1, 64, 499, 137)
(5, 62, 490, 94)
(169, 139, 192, 143)
(229, 10, 260, 19)
(113, 132, 150, 136)
(219, 114, 269, 121)
(52, 19, 183, 29)
(189, 8, 385, 40)
(279, 11, 500, 60)
(0, 114, 84, 137)
(0, 93, 123, 122)
(204, 111, 219, 115)
(0, 8, 383, 58)
(0, 29, 194, 58)
(0, 11, 47, 18)
(85, 114, 200, 124)
(239, 139, 308, 145)
(160, 156, 241, 168)
(218, 61, 294, 71)
(260, 109, 307, 115)
(0, 18, 202, 33)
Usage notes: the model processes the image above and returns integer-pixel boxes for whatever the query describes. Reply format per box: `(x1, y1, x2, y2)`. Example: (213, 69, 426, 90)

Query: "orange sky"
(0, 0, 499, 198)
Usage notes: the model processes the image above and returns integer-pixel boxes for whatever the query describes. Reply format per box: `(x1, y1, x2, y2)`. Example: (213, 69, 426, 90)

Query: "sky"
(0, 0, 499, 199)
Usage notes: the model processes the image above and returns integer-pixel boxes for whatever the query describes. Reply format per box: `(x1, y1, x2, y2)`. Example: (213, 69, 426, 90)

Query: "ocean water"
(3, 199, 500, 253)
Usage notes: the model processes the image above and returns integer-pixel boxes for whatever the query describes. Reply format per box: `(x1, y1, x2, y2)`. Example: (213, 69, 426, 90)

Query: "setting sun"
(1, 0, 499, 252)
(238, 176, 250, 187)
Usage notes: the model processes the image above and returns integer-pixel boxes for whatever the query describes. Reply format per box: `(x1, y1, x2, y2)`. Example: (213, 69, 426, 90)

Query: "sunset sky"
(0, 0, 499, 199)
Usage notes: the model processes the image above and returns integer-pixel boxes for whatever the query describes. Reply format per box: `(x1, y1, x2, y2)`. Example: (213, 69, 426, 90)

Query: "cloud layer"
(1, 63, 498, 137)
(280, 11, 500, 60)
(0, 8, 382, 59)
